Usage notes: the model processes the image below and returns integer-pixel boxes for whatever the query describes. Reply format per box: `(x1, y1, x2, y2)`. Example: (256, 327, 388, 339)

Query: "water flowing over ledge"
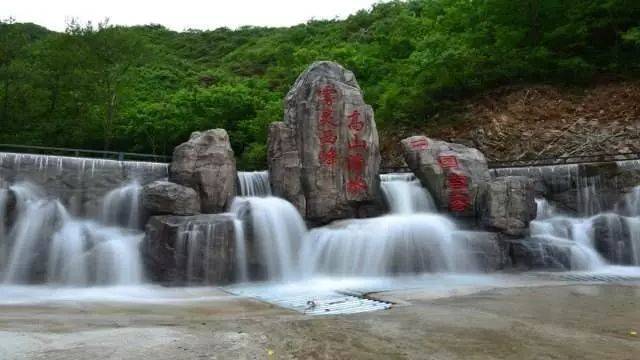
(0, 181, 145, 286)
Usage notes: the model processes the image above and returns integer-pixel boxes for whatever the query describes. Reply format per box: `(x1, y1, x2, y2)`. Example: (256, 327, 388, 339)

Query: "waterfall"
(231, 197, 307, 281)
(238, 171, 271, 197)
(230, 170, 479, 281)
(380, 173, 435, 214)
(175, 221, 217, 285)
(0, 188, 8, 268)
(1, 182, 145, 285)
(102, 181, 143, 229)
(233, 219, 249, 282)
(301, 214, 472, 276)
(530, 199, 607, 270)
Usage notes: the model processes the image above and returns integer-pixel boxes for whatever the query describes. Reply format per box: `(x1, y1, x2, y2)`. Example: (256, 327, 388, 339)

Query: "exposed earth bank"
(1, 283, 639, 359)
(382, 80, 640, 167)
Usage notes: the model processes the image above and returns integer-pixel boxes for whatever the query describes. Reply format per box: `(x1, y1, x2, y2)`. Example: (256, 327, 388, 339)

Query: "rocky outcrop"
(480, 176, 536, 236)
(142, 214, 238, 285)
(141, 181, 200, 216)
(268, 61, 381, 224)
(401, 136, 490, 217)
(267, 123, 305, 213)
(491, 161, 640, 216)
(170, 129, 237, 213)
(591, 213, 639, 265)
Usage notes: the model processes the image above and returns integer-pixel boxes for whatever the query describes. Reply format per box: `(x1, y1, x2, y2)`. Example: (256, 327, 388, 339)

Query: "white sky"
(1, 0, 385, 32)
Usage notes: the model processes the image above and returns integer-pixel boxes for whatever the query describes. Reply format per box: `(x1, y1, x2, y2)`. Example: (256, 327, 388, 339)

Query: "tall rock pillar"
(268, 61, 381, 224)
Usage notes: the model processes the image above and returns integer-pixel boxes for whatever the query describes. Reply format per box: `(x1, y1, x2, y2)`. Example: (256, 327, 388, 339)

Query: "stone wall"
(0, 152, 168, 216)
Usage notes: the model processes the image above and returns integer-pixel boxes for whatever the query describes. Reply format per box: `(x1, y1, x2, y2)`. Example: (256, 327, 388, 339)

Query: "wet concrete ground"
(1, 281, 639, 359)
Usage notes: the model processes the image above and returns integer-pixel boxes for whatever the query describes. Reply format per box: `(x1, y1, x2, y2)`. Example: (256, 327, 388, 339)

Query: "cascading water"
(301, 214, 470, 276)
(0, 181, 145, 285)
(0, 187, 9, 268)
(529, 199, 606, 270)
(231, 196, 307, 281)
(102, 181, 143, 229)
(380, 173, 435, 214)
(298, 173, 474, 276)
(175, 221, 217, 285)
(238, 171, 271, 197)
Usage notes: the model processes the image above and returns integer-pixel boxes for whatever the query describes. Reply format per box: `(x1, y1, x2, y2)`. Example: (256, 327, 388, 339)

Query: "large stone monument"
(268, 61, 381, 224)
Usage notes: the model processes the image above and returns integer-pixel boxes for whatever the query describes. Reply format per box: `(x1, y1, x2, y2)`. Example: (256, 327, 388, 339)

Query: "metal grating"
(534, 272, 640, 282)
(225, 286, 391, 316)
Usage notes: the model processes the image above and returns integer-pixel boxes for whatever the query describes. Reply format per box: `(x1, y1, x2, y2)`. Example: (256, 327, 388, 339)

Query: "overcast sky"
(1, 0, 385, 32)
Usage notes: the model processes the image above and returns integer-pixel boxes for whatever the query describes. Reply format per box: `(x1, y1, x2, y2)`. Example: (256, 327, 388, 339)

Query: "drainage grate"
(225, 286, 391, 316)
(535, 273, 640, 282)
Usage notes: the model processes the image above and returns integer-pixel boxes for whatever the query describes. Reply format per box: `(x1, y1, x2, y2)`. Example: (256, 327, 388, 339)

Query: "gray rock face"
(142, 214, 238, 285)
(170, 129, 237, 213)
(0, 152, 167, 217)
(591, 213, 638, 265)
(142, 181, 201, 216)
(491, 161, 640, 216)
(401, 136, 490, 217)
(267, 123, 306, 213)
(268, 61, 381, 224)
(480, 176, 537, 236)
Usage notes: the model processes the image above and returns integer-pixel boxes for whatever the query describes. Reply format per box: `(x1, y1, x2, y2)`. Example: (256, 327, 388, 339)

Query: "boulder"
(142, 214, 239, 285)
(170, 129, 237, 213)
(268, 61, 381, 224)
(591, 213, 638, 265)
(480, 176, 536, 236)
(141, 181, 200, 216)
(401, 136, 490, 217)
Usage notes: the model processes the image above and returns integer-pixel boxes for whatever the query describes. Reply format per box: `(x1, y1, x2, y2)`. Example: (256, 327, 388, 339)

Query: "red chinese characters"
(319, 148, 338, 167)
(409, 138, 429, 151)
(346, 177, 368, 194)
(317, 84, 338, 168)
(346, 108, 368, 195)
(347, 110, 365, 132)
(348, 136, 367, 150)
(447, 170, 470, 213)
(438, 155, 459, 169)
(319, 129, 337, 145)
(347, 153, 365, 173)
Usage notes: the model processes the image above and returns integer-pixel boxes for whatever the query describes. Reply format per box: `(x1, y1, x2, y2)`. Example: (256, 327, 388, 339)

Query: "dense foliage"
(1, 0, 639, 168)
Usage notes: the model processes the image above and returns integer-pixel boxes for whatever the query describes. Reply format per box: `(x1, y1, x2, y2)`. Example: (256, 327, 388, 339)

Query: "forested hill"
(1, 0, 639, 169)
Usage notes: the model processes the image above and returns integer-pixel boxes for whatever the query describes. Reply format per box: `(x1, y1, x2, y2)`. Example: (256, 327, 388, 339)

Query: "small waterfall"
(3, 184, 63, 283)
(301, 214, 472, 276)
(175, 221, 217, 285)
(231, 197, 307, 281)
(102, 181, 143, 229)
(238, 171, 271, 197)
(0, 188, 8, 267)
(576, 175, 603, 216)
(233, 219, 249, 282)
(626, 217, 640, 265)
(530, 199, 606, 270)
(380, 173, 435, 214)
(1, 182, 145, 285)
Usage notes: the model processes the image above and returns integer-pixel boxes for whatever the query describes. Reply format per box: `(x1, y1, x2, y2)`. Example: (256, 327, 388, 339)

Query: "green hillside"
(1, 0, 639, 168)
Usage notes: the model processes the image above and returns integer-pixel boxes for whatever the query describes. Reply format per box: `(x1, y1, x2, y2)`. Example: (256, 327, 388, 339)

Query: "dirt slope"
(382, 80, 640, 167)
